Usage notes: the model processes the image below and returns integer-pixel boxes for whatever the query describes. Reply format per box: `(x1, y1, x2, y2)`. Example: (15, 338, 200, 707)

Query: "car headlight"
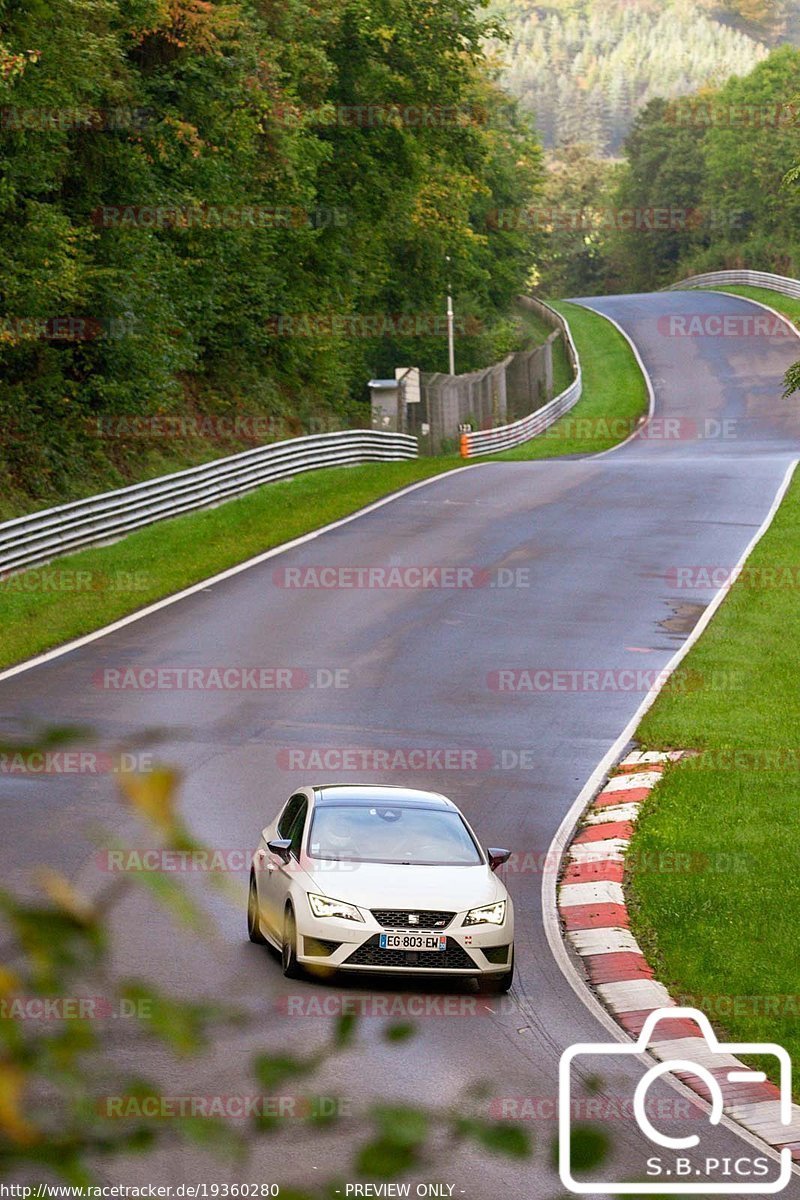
(307, 893, 364, 922)
(463, 900, 506, 926)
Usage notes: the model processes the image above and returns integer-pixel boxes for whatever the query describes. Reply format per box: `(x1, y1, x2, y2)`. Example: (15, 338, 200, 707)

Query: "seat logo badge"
(408, 913, 419, 925)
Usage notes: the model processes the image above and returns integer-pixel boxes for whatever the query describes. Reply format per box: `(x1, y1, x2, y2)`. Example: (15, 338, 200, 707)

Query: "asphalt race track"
(2, 289, 799, 1196)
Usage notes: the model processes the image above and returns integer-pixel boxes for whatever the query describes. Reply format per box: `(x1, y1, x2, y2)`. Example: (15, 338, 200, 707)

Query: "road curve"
(2, 289, 799, 1195)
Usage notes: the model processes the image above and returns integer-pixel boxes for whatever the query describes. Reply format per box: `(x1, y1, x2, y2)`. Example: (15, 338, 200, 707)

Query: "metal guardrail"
(0, 429, 418, 577)
(459, 299, 582, 457)
(667, 269, 800, 299)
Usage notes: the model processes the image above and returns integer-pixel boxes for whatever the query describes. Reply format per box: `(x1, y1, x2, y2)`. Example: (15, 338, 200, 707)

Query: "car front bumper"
(292, 902, 514, 976)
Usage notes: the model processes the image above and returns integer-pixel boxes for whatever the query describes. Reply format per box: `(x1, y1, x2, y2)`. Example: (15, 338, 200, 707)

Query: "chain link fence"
(403, 297, 566, 453)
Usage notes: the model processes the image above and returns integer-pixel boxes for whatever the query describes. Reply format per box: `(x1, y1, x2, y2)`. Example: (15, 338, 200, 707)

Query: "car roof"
(311, 784, 456, 809)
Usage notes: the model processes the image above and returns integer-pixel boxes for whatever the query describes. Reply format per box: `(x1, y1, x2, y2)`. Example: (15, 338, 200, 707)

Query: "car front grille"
(345, 936, 476, 970)
(371, 909, 455, 930)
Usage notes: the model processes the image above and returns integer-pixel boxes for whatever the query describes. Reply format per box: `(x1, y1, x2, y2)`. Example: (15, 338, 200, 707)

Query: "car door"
(271, 796, 308, 923)
(260, 792, 307, 936)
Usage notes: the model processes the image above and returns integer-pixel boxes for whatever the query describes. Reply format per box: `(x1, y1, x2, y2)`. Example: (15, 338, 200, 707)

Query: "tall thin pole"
(446, 255, 455, 376)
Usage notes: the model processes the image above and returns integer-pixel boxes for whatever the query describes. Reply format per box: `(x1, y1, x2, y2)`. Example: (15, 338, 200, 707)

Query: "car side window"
(278, 793, 305, 838)
(286, 799, 308, 859)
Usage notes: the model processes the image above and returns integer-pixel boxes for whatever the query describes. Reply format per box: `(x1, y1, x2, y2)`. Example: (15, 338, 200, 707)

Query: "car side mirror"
(487, 847, 511, 872)
(267, 838, 292, 863)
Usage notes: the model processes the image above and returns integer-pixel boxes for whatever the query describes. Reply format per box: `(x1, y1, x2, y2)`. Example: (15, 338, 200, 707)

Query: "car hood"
(299, 859, 505, 912)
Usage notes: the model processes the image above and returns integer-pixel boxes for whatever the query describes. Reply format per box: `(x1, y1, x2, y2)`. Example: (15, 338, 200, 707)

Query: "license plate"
(379, 933, 447, 951)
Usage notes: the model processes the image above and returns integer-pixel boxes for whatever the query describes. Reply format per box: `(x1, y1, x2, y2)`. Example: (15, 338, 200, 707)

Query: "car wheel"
(247, 871, 266, 944)
(478, 947, 514, 994)
(281, 906, 303, 979)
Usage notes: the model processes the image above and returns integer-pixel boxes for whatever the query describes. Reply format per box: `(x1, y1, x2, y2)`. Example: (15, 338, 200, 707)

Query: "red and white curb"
(558, 749, 800, 1164)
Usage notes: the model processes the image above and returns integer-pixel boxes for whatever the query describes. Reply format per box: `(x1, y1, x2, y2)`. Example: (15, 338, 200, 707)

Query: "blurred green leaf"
(333, 1011, 357, 1047)
(383, 1021, 415, 1042)
(0, 892, 104, 987)
(173, 1116, 244, 1159)
(0, 726, 94, 757)
(552, 1125, 610, 1172)
(470, 1119, 531, 1158)
(307, 1094, 343, 1127)
(120, 982, 212, 1057)
(254, 1053, 311, 1090)
(373, 1104, 429, 1148)
(356, 1136, 418, 1179)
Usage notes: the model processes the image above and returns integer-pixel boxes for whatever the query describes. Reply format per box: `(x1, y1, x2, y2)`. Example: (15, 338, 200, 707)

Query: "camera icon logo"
(559, 1007, 794, 1194)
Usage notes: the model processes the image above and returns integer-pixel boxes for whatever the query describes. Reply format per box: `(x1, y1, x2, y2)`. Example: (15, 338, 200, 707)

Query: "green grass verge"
(0, 294, 646, 670)
(698, 282, 800, 328)
(628, 463, 800, 1085)
(0, 458, 462, 670)
(482, 300, 649, 460)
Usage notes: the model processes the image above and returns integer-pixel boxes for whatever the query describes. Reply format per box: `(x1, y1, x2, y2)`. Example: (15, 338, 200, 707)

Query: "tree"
(604, 97, 708, 291)
(0, 0, 545, 509)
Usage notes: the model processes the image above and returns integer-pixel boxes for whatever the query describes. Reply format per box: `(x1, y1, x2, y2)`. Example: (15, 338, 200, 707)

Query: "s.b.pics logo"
(559, 1008, 794, 1194)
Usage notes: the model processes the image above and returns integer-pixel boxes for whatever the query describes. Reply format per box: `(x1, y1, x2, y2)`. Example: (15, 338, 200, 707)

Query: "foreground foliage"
(0, 750, 538, 1187)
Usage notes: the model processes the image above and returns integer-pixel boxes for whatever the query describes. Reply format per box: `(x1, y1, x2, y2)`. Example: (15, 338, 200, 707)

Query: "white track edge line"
(0, 297, 649, 682)
(571, 301, 657, 460)
(541, 452, 800, 1171)
(577, 286, 800, 461)
(680, 287, 800, 342)
(5, 295, 798, 1163)
(6, 288, 797, 688)
(0, 464, 488, 684)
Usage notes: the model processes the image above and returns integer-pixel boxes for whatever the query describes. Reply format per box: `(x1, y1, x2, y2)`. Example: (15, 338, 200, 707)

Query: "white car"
(248, 784, 514, 993)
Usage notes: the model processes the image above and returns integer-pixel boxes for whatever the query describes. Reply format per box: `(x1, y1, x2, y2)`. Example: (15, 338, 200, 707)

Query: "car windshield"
(307, 803, 483, 865)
